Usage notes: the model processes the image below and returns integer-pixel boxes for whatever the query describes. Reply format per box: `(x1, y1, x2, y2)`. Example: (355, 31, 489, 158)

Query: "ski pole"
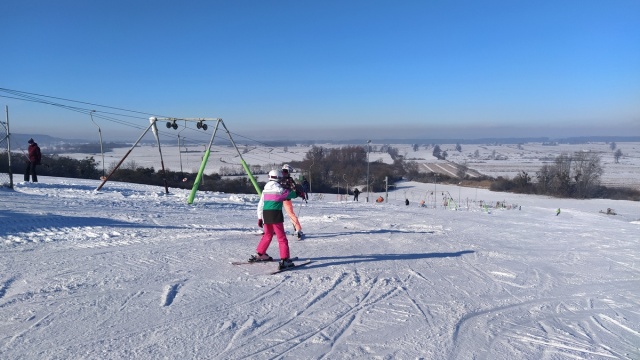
(296, 196, 305, 218)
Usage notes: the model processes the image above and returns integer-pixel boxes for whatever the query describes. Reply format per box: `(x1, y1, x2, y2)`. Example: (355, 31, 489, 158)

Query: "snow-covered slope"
(1, 177, 638, 359)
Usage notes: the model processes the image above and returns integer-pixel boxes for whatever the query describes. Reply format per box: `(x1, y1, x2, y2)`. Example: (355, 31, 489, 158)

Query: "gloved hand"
(258, 219, 263, 228)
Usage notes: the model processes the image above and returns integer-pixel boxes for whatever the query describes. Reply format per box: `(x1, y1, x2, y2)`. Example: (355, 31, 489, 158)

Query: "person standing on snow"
(280, 164, 305, 240)
(353, 188, 360, 201)
(252, 169, 300, 270)
(301, 177, 310, 202)
(24, 138, 42, 182)
(556, 208, 561, 216)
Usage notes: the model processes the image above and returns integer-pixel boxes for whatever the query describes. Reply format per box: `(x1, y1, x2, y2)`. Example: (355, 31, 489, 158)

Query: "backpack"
(35, 146, 42, 165)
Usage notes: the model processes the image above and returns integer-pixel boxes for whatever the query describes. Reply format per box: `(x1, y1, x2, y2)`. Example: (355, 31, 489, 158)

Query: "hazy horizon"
(11, 129, 640, 146)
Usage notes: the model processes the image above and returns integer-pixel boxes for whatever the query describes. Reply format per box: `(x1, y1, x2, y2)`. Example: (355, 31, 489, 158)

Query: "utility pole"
(434, 173, 438, 209)
(308, 169, 311, 193)
(177, 121, 187, 178)
(366, 140, 371, 202)
(384, 176, 388, 202)
(458, 182, 461, 210)
(343, 174, 347, 202)
(3, 106, 12, 188)
(89, 110, 105, 178)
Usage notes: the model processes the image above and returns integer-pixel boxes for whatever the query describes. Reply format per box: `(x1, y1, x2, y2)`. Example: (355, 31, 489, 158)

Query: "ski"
(270, 260, 313, 275)
(253, 230, 296, 236)
(231, 257, 298, 266)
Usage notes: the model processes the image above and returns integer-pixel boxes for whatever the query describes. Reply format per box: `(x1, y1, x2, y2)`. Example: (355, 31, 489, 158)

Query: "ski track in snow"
(1, 177, 639, 359)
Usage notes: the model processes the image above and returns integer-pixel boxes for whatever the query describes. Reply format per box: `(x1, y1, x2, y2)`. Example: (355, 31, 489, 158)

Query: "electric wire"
(0, 87, 170, 118)
(1, 87, 309, 171)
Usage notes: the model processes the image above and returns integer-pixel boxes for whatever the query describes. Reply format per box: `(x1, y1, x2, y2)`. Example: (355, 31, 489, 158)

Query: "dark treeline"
(2, 152, 102, 179)
(0, 152, 256, 193)
(488, 152, 640, 200)
(108, 167, 256, 193)
(287, 145, 406, 194)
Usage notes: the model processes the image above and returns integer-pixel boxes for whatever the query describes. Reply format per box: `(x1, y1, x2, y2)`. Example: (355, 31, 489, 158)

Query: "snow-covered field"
(1, 176, 639, 359)
(59, 141, 640, 190)
(442, 142, 640, 190)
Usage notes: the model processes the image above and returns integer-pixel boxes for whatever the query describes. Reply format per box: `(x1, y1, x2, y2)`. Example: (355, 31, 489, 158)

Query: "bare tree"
(535, 164, 553, 194)
(614, 149, 623, 163)
(432, 145, 442, 159)
(537, 152, 603, 198)
(515, 170, 532, 189)
(123, 160, 140, 170)
(610, 142, 617, 151)
(549, 153, 572, 196)
(455, 143, 462, 152)
(572, 152, 603, 198)
(456, 161, 468, 179)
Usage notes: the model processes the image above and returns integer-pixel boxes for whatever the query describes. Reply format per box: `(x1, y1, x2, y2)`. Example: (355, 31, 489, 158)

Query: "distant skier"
(24, 138, 42, 183)
(280, 164, 304, 240)
(556, 208, 561, 216)
(301, 177, 310, 202)
(353, 188, 360, 201)
(252, 169, 299, 270)
(405, 198, 410, 206)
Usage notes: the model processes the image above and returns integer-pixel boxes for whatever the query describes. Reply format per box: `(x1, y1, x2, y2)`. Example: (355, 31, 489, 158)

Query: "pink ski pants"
(256, 222, 290, 259)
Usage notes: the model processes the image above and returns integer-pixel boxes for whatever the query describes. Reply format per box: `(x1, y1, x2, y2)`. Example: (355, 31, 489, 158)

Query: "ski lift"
(197, 120, 208, 131)
(166, 120, 178, 129)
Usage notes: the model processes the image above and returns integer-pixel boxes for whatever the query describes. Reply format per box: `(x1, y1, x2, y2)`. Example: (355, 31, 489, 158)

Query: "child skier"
(280, 164, 305, 240)
(251, 169, 300, 270)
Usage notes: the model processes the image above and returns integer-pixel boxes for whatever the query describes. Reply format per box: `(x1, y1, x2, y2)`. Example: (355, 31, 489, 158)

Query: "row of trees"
(3, 145, 636, 200)
(0, 152, 102, 179)
(107, 165, 256, 193)
(287, 145, 406, 194)
(489, 151, 637, 200)
(0, 152, 256, 194)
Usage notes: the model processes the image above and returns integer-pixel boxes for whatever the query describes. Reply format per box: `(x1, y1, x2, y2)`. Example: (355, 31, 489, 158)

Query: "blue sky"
(2, 1, 639, 141)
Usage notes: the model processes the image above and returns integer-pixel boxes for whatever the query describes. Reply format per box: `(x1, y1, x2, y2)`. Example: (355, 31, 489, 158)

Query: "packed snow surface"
(1, 177, 639, 359)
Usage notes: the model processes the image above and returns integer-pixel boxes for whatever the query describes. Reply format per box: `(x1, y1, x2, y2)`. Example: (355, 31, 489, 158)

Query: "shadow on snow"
(303, 228, 439, 239)
(305, 251, 475, 269)
(0, 210, 186, 237)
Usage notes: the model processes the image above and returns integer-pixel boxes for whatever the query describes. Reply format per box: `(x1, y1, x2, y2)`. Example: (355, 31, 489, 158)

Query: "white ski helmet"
(282, 164, 293, 173)
(268, 169, 282, 181)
